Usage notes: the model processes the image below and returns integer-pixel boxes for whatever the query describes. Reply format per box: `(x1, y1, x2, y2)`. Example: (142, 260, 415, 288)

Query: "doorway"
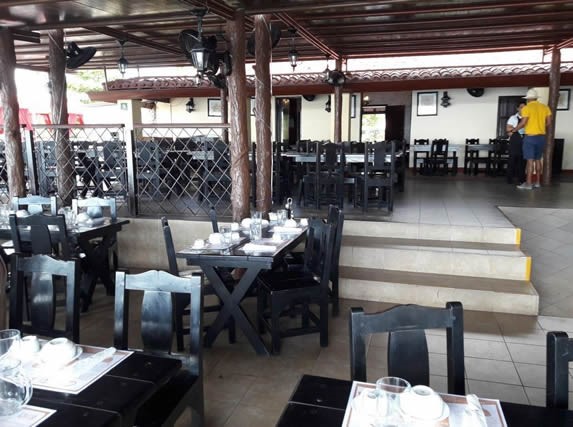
(497, 96, 523, 138)
(275, 97, 301, 146)
(360, 105, 386, 141)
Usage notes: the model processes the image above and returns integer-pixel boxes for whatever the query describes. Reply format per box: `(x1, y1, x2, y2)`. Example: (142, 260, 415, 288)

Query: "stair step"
(343, 220, 520, 245)
(340, 236, 530, 281)
(339, 266, 539, 315)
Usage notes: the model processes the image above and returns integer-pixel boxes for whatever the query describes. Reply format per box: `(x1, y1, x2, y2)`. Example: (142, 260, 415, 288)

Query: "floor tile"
(506, 343, 546, 365)
(465, 358, 521, 385)
(468, 380, 528, 404)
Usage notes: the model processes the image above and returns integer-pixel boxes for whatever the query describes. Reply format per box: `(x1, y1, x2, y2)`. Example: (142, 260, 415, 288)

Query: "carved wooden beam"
(333, 58, 343, 143)
(0, 28, 26, 197)
(254, 14, 272, 214)
(88, 27, 182, 55)
(544, 47, 561, 185)
(226, 11, 250, 221)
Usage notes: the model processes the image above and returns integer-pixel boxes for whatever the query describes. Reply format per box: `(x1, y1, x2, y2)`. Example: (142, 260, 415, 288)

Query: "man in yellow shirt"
(511, 88, 552, 190)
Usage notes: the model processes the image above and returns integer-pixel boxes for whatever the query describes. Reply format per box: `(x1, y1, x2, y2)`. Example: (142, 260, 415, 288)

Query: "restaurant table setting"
(0, 329, 132, 426)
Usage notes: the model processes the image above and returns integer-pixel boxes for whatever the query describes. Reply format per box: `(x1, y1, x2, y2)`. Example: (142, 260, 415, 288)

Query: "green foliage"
(67, 70, 105, 94)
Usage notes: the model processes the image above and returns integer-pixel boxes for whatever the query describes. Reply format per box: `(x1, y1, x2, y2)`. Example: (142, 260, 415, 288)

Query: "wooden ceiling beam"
(244, 0, 406, 15)
(11, 29, 40, 43)
(275, 12, 339, 60)
(88, 26, 182, 55)
(0, 0, 70, 6)
(297, 0, 573, 21)
(24, 11, 193, 31)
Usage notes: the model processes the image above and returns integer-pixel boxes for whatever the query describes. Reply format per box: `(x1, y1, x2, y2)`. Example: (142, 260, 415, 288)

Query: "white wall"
(300, 94, 334, 141)
(410, 86, 573, 169)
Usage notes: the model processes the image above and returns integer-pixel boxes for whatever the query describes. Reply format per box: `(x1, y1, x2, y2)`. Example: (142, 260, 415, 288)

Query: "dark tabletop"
(277, 374, 573, 427)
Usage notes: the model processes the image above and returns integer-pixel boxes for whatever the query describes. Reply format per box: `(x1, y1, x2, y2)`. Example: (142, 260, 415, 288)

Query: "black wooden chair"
(546, 331, 573, 409)
(422, 139, 451, 175)
(114, 270, 204, 427)
(0, 252, 8, 329)
(257, 219, 335, 354)
(355, 141, 396, 213)
(9, 213, 72, 259)
(463, 138, 480, 175)
(161, 216, 235, 351)
(10, 254, 81, 343)
(12, 195, 58, 216)
(412, 138, 430, 175)
(200, 139, 231, 203)
(486, 139, 509, 176)
(349, 301, 465, 394)
(302, 142, 344, 209)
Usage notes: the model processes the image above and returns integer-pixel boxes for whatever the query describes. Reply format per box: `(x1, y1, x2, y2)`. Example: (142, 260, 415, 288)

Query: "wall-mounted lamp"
(362, 95, 370, 106)
(325, 96, 331, 113)
(185, 98, 195, 113)
(441, 91, 451, 108)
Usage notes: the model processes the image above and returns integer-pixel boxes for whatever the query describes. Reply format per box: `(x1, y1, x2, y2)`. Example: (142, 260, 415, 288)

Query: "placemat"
(0, 404, 56, 427)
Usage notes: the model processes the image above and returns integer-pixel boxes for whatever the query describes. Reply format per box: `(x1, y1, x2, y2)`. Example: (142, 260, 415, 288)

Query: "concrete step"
(343, 220, 520, 245)
(340, 236, 531, 281)
(339, 266, 539, 315)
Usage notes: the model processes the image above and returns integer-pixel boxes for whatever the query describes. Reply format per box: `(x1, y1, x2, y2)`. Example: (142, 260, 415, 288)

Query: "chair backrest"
(10, 254, 81, 342)
(208, 206, 219, 233)
(431, 139, 449, 156)
(103, 141, 125, 170)
(0, 254, 6, 330)
(413, 138, 430, 146)
(12, 195, 57, 216)
(327, 205, 345, 283)
(9, 214, 71, 259)
(365, 141, 395, 173)
(466, 138, 479, 145)
(352, 142, 366, 154)
(303, 219, 335, 288)
(72, 197, 117, 220)
(161, 216, 179, 276)
(546, 331, 573, 409)
(113, 270, 203, 375)
(349, 301, 465, 394)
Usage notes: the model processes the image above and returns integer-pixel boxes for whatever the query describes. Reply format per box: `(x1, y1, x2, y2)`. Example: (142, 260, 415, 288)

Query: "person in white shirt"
(505, 102, 526, 184)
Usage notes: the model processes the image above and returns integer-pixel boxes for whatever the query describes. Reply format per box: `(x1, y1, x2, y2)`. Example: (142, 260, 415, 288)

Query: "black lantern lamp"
(185, 98, 195, 113)
(323, 54, 330, 80)
(288, 28, 299, 71)
(117, 39, 128, 76)
(441, 91, 451, 108)
(325, 96, 331, 112)
(191, 8, 211, 75)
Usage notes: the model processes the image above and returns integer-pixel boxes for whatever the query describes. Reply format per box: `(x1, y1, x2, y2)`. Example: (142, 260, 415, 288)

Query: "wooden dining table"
(176, 227, 307, 356)
(28, 350, 181, 426)
(0, 218, 130, 312)
(278, 374, 573, 427)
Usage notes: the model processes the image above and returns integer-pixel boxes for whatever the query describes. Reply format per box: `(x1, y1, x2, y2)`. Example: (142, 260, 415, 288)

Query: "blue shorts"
(522, 135, 545, 160)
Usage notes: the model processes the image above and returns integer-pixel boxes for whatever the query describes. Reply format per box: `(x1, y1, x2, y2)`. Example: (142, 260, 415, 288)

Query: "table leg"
(202, 264, 269, 355)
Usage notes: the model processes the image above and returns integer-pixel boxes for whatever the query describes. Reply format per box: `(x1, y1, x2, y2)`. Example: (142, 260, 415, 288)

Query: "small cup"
(400, 385, 444, 420)
(250, 221, 262, 241)
(0, 329, 20, 358)
(208, 233, 223, 245)
(192, 239, 205, 249)
(277, 209, 288, 226)
(230, 222, 240, 231)
(220, 226, 232, 245)
(40, 337, 77, 365)
(231, 232, 241, 241)
(20, 335, 40, 357)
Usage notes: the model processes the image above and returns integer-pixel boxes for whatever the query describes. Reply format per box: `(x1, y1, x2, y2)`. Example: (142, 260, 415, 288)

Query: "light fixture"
(117, 39, 128, 76)
(288, 28, 299, 72)
(325, 69, 346, 87)
(186, 98, 195, 113)
(190, 9, 212, 75)
(323, 54, 330, 80)
(441, 91, 451, 108)
(325, 96, 331, 113)
(363, 95, 370, 106)
(194, 72, 202, 86)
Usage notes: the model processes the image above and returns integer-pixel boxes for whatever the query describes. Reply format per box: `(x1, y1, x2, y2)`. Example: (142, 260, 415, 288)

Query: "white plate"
(39, 345, 83, 367)
(400, 401, 450, 423)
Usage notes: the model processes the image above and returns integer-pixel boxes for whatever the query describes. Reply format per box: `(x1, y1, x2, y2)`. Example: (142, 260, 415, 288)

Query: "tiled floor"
(80, 174, 573, 426)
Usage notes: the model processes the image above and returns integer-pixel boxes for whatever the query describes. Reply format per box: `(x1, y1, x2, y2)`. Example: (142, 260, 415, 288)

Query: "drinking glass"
(376, 377, 411, 427)
(0, 358, 32, 416)
(250, 211, 263, 241)
(277, 209, 287, 226)
(0, 329, 20, 360)
(220, 226, 232, 245)
(0, 204, 9, 226)
(61, 207, 77, 229)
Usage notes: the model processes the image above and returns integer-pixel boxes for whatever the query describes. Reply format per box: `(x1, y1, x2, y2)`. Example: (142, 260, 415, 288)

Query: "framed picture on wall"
(350, 94, 357, 118)
(557, 89, 570, 111)
(417, 91, 438, 116)
(208, 98, 222, 117)
(250, 97, 256, 116)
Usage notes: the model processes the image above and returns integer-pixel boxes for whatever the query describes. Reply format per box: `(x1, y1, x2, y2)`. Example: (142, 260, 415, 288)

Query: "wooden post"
(0, 28, 26, 198)
(226, 11, 250, 221)
(48, 29, 75, 204)
(544, 46, 560, 185)
(334, 58, 343, 143)
(254, 14, 272, 214)
(220, 87, 229, 143)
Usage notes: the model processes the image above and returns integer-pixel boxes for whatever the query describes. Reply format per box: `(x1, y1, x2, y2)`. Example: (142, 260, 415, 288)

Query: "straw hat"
(523, 88, 538, 100)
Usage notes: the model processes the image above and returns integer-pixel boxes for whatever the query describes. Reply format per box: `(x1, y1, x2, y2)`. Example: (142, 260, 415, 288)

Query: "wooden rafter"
(88, 26, 181, 56)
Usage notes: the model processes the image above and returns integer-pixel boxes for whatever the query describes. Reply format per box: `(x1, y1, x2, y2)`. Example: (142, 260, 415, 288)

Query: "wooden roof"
(4, 0, 573, 72)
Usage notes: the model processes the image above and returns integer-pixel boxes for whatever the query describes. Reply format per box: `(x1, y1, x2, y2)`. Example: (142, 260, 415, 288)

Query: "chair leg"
(271, 300, 282, 354)
(257, 290, 266, 334)
(320, 300, 329, 347)
(331, 278, 339, 317)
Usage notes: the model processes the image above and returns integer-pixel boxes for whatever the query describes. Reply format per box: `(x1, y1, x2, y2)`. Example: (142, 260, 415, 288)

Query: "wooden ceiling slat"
(244, 0, 406, 15)
(88, 26, 181, 55)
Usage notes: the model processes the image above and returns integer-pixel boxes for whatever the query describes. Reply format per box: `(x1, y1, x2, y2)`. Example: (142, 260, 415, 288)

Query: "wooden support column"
(220, 87, 229, 143)
(544, 46, 560, 185)
(254, 14, 272, 214)
(0, 28, 26, 198)
(226, 11, 250, 221)
(48, 29, 74, 205)
(333, 58, 343, 143)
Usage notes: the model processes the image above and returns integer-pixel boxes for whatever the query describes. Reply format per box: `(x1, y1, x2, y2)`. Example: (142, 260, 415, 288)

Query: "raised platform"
(339, 220, 538, 315)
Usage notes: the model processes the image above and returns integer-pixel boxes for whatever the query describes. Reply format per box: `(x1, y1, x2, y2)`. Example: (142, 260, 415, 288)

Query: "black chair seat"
(258, 271, 319, 292)
(135, 369, 200, 427)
